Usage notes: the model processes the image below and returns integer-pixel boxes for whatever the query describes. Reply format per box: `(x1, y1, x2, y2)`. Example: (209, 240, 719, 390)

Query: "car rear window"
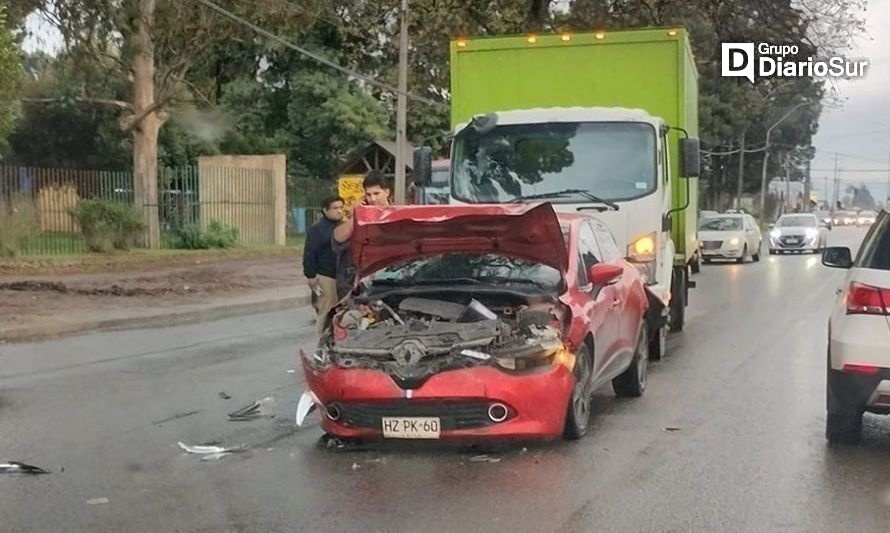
(855, 211, 890, 270)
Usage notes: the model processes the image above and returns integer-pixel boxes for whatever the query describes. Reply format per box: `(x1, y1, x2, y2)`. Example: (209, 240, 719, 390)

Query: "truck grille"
(333, 400, 498, 430)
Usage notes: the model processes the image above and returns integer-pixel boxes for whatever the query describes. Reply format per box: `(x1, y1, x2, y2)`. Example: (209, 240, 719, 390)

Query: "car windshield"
(368, 253, 561, 291)
(699, 217, 742, 231)
(451, 121, 657, 203)
(778, 216, 816, 227)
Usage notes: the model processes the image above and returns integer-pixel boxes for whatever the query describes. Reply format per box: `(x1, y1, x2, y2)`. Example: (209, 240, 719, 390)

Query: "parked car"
(821, 208, 890, 445)
(296, 203, 650, 441)
(768, 213, 828, 254)
(698, 214, 762, 263)
(857, 210, 878, 227)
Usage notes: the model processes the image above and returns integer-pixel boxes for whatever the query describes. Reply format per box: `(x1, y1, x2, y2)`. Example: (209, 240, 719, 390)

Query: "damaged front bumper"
(297, 364, 575, 440)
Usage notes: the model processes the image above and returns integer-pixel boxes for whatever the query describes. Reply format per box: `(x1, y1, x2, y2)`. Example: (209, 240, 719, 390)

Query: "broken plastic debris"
(460, 349, 491, 361)
(351, 462, 361, 471)
(296, 391, 320, 426)
(200, 452, 231, 462)
(177, 442, 246, 455)
(227, 397, 275, 421)
(218, 391, 232, 400)
(469, 454, 501, 464)
(663, 427, 682, 432)
(286, 369, 296, 374)
(0, 462, 49, 475)
(86, 497, 109, 505)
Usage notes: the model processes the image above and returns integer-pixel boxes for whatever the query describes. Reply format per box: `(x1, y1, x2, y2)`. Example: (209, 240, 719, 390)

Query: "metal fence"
(1, 163, 341, 256)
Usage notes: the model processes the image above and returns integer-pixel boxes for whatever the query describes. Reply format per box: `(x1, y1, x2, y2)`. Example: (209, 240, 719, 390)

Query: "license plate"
(787, 237, 800, 242)
(382, 417, 441, 439)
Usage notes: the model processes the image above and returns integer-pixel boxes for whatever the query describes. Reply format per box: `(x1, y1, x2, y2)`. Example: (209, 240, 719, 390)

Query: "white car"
(822, 209, 890, 445)
(768, 213, 828, 254)
(858, 210, 877, 226)
(698, 214, 762, 264)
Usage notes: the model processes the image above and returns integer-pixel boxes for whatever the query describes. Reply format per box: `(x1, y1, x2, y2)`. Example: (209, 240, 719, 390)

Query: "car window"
(778, 215, 816, 227)
(855, 211, 890, 270)
(700, 216, 742, 231)
(590, 220, 621, 262)
(578, 223, 602, 272)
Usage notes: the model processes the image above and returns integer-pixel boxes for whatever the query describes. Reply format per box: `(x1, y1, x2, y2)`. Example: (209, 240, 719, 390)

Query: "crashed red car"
(297, 203, 650, 441)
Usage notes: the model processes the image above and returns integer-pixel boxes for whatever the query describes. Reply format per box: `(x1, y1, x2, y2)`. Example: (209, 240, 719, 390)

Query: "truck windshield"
(452, 122, 657, 204)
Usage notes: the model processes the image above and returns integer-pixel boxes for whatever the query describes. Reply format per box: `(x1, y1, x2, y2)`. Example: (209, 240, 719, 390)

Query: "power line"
(190, 0, 448, 110)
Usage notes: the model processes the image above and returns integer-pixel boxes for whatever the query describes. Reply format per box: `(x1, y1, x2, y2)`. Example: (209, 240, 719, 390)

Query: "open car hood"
(352, 203, 569, 277)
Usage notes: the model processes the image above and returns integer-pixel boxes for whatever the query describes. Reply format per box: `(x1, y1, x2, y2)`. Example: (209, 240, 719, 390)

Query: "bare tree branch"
(120, 96, 172, 133)
(20, 96, 133, 109)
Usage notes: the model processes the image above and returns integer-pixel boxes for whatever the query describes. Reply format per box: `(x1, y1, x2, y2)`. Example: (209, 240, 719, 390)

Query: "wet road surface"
(3, 227, 890, 532)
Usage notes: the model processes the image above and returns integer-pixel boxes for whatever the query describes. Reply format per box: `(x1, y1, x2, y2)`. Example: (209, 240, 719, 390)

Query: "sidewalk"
(0, 286, 312, 343)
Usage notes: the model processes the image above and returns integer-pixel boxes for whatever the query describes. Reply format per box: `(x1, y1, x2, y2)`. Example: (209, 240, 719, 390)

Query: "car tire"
(668, 268, 686, 332)
(826, 411, 863, 446)
(769, 248, 775, 255)
(702, 258, 712, 265)
(753, 246, 761, 262)
(690, 255, 701, 274)
(563, 343, 593, 440)
(736, 245, 747, 264)
(614, 324, 648, 397)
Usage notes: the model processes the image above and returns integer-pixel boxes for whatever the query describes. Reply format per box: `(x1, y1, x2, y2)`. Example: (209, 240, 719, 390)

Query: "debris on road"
(200, 452, 231, 462)
(228, 397, 275, 421)
(469, 454, 502, 464)
(351, 462, 361, 471)
(663, 427, 682, 432)
(0, 461, 50, 475)
(177, 441, 246, 455)
(286, 369, 296, 374)
(86, 497, 109, 505)
(218, 391, 232, 400)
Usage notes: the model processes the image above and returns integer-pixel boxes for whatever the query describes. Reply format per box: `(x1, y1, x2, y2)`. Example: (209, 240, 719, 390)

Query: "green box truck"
(414, 27, 701, 342)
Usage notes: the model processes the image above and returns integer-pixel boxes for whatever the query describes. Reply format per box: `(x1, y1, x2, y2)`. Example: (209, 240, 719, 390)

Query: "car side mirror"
(588, 263, 623, 286)
(680, 137, 701, 178)
(413, 146, 432, 186)
(822, 246, 853, 269)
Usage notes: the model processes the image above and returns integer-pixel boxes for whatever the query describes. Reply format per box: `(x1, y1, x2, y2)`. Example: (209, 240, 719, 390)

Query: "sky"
(810, 0, 890, 204)
(20, 1, 890, 205)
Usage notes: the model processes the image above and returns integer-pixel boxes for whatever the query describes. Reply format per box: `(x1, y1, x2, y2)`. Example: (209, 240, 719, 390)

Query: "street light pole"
(758, 102, 812, 228)
(394, 0, 409, 205)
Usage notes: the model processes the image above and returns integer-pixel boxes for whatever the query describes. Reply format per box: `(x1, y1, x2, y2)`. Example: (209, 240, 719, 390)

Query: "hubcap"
(572, 350, 591, 427)
(638, 331, 648, 388)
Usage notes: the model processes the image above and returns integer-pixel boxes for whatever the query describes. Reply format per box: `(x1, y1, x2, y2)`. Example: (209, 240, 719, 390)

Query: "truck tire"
(668, 267, 686, 332)
(690, 252, 701, 274)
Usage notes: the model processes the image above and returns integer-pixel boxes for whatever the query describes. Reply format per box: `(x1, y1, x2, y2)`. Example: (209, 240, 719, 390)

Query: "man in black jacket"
(303, 195, 344, 335)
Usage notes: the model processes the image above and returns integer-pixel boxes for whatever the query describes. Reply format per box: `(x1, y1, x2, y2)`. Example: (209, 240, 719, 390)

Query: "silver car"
(768, 213, 828, 255)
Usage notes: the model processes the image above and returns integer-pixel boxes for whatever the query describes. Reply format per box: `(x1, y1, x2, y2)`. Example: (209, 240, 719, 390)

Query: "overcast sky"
(810, 0, 890, 204)
(22, 2, 890, 204)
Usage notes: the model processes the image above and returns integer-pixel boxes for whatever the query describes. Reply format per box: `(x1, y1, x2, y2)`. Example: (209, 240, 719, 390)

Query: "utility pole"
(759, 102, 812, 228)
(804, 158, 811, 212)
(736, 130, 746, 209)
(784, 153, 791, 213)
(394, 0, 409, 204)
(833, 153, 840, 211)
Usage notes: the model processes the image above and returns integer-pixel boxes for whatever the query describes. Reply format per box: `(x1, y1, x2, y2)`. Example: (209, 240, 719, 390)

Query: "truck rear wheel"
(668, 267, 686, 332)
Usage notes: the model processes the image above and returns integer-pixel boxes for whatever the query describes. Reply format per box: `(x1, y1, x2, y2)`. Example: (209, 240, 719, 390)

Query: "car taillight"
(842, 363, 881, 376)
(846, 282, 890, 315)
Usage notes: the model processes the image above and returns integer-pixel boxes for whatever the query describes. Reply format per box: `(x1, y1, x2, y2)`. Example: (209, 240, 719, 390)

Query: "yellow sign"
(338, 175, 365, 214)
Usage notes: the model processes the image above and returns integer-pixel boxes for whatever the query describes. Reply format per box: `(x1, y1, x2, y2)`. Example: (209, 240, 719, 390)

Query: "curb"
(0, 294, 312, 344)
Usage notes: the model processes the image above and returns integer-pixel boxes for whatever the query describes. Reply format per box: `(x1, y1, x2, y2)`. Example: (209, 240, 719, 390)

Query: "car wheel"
(736, 244, 747, 264)
(753, 246, 761, 262)
(614, 324, 648, 397)
(563, 343, 593, 440)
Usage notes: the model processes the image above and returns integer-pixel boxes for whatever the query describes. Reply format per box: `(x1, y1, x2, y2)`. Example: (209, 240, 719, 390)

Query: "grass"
(1, 232, 308, 275)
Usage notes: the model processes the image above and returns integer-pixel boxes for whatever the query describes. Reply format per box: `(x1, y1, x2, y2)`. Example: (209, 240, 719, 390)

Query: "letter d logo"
(722, 43, 755, 83)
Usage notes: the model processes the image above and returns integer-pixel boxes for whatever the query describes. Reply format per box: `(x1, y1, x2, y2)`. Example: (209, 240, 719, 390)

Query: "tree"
(30, 0, 323, 247)
(0, 4, 23, 153)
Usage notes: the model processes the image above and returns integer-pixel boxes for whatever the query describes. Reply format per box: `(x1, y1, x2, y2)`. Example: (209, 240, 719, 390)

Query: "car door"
(576, 222, 619, 381)
(590, 219, 638, 373)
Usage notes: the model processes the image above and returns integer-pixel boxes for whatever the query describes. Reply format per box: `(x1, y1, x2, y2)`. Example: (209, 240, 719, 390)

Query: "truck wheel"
(668, 267, 686, 332)
(690, 254, 701, 274)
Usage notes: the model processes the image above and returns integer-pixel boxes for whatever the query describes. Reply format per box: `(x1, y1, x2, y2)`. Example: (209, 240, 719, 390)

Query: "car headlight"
(770, 229, 781, 239)
(495, 344, 574, 372)
(729, 237, 740, 246)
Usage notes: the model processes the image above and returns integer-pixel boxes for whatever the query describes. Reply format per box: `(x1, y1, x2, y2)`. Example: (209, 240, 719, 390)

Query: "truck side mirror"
(680, 138, 701, 178)
(413, 146, 432, 186)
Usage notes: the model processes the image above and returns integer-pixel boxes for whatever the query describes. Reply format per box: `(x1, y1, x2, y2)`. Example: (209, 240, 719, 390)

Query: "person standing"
(303, 195, 344, 335)
(332, 171, 392, 300)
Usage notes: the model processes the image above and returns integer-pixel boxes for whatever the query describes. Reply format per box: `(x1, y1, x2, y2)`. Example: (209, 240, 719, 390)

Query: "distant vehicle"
(857, 210, 878, 226)
(700, 210, 719, 219)
(769, 213, 828, 254)
(834, 211, 856, 226)
(698, 214, 762, 264)
(821, 209, 890, 445)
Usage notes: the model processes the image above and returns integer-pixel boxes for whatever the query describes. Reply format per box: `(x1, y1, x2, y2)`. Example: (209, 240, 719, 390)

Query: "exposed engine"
(310, 293, 569, 388)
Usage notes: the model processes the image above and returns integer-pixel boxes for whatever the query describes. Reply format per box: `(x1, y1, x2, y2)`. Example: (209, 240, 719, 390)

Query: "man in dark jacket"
(303, 195, 344, 335)
(332, 171, 392, 300)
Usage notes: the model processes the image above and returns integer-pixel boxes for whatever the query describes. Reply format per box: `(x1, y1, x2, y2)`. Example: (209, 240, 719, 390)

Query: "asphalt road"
(3, 227, 890, 533)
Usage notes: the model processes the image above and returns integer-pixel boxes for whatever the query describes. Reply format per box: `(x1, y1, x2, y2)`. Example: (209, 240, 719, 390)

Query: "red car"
(297, 203, 650, 441)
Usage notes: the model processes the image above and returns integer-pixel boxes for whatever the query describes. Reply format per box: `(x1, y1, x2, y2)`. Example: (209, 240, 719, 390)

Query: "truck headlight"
(628, 233, 656, 263)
